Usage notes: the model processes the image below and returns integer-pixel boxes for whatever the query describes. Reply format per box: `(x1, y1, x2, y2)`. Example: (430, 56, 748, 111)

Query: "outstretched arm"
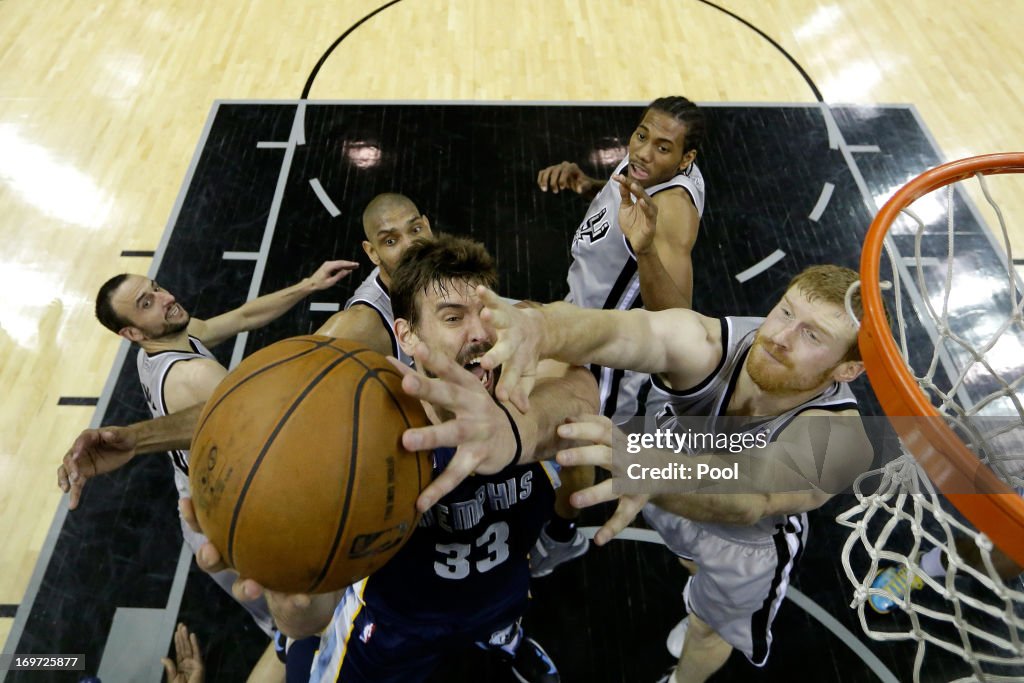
(479, 288, 721, 410)
(58, 404, 203, 509)
(192, 259, 359, 348)
(537, 161, 605, 199)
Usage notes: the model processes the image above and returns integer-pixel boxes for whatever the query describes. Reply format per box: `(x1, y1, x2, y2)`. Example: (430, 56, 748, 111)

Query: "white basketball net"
(839, 170, 1024, 682)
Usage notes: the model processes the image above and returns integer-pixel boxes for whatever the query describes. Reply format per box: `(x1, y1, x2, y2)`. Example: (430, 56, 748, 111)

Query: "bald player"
(315, 192, 433, 361)
(60, 193, 435, 503)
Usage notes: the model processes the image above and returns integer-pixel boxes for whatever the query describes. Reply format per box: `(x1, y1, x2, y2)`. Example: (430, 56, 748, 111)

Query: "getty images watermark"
(610, 414, 1024, 497)
(623, 426, 768, 483)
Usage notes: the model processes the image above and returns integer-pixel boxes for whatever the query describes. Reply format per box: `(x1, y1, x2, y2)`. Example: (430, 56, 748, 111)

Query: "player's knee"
(684, 612, 721, 646)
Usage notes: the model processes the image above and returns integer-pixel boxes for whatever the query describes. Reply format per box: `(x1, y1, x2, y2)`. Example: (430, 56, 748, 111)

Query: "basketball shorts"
(308, 580, 526, 683)
(642, 504, 807, 666)
(178, 514, 274, 636)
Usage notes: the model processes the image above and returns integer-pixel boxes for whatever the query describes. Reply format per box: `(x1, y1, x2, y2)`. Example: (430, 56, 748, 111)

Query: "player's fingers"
(508, 382, 533, 415)
(640, 195, 658, 221)
(232, 577, 264, 602)
(57, 464, 70, 492)
(550, 163, 576, 193)
(400, 370, 465, 416)
(417, 453, 478, 511)
(556, 416, 613, 445)
(386, 355, 416, 379)
(411, 343, 475, 391)
(68, 478, 85, 510)
(179, 498, 203, 534)
(189, 631, 202, 658)
(612, 173, 632, 203)
(478, 287, 514, 330)
(174, 623, 188, 654)
(161, 658, 177, 679)
(589, 497, 643, 544)
(538, 166, 556, 191)
(68, 430, 96, 460)
(553, 164, 576, 193)
(492, 359, 521, 401)
(556, 444, 612, 469)
(402, 419, 467, 452)
(570, 479, 617, 509)
(196, 542, 228, 574)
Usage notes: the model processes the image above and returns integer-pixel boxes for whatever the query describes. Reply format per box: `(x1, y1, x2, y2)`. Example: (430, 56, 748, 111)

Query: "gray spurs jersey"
(649, 316, 858, 542)
(344, 267, 413, 366)
(566, 155, 705, 424)
(136, 335, 217, 499)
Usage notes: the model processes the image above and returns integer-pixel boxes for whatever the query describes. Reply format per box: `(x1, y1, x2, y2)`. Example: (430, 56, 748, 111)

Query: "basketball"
(188, 335, 432, 594)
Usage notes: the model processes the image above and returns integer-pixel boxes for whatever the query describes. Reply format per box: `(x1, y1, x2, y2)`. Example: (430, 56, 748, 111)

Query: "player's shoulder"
(165, 355, 226, 385)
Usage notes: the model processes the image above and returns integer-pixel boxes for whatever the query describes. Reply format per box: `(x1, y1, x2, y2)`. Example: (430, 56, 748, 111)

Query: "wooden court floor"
(2, 0, 1023, 677)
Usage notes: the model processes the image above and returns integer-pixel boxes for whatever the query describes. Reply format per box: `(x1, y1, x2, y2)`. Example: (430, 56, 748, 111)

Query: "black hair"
(645, 96, 706, 155)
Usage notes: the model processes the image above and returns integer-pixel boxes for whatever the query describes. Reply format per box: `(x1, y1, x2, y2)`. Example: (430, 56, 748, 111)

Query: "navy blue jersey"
(362, 447, 558, 624)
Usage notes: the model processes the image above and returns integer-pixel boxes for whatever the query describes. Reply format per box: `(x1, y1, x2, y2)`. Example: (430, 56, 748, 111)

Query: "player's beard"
(157, 315, 190, 339)
(747, 336, 833, 395)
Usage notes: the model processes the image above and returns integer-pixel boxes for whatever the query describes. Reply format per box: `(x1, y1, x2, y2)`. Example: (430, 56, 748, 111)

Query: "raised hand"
(308, 259, 360, 290)
(161, 623, 205, 683)
(555, 415, 650, 545)
(613, 173, 659, 256)
(58, 427, 139, 510)
(537, 161, 598, 196)
(478, 286, 544, 413)
(389, 343, 523, 511)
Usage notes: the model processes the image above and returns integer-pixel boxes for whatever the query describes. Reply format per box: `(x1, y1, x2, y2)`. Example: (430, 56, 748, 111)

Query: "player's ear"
(394, 318, 418, 356)
(832, 360, 864, 384)
(118, 326, 144, 343)
(362, 240, 380, 267)
(679, 148, 697, 170)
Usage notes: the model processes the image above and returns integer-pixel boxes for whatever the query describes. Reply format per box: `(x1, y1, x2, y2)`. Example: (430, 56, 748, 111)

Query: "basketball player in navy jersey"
(184, 235, 598, 683)
(478, 265, 874, 683)
(530, 97, 707, 576)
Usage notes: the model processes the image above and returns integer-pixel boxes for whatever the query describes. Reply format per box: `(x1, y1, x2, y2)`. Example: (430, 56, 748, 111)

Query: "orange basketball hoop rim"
(859, 152, 1024, 567)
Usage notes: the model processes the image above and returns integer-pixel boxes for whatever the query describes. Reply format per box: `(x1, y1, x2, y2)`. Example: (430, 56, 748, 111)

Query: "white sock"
(920, 547, 946, 578)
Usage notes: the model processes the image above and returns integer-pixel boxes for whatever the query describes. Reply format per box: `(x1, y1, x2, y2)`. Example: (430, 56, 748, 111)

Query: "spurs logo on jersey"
(573, 207, 611, 246)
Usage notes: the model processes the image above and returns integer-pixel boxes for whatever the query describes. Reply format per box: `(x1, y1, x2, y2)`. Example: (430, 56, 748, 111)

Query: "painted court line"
(309, 177, 342, 217)
(848, 145, 881, 153)
(257, 141, 288, 149)
(735, 249, 786, 283)
(223, 251, 260, 261)
(229, 104, 307, 370)
(809, 182, 835, 221)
